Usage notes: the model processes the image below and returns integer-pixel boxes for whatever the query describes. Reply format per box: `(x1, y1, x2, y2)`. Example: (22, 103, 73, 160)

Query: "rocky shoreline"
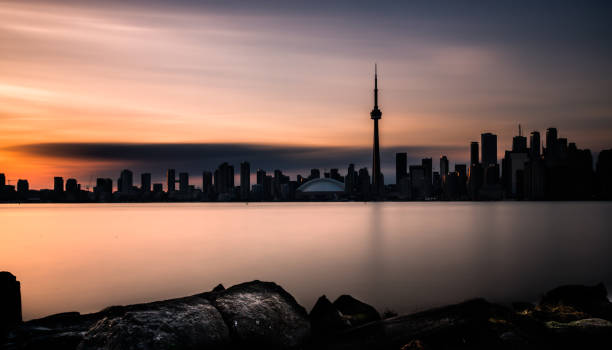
(2, 272, 612, 349)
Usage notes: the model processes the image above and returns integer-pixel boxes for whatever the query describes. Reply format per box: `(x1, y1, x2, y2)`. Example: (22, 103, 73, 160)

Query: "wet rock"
(327, 298, 519, 350)
(546, 318, 612, 333)
(309, 295, 351, 338)
(540, 283, 612, 320)
(212, 284, 225, 292)
(211, 280, 310, 349)
(78, 300, 229, 350)
(0, 272, 22, 333)
(332, 295, 380, 327)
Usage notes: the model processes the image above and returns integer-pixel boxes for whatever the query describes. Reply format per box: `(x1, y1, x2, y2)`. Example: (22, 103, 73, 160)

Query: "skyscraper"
(54, 177, 64, 193)
(370, 64, 383, 194)
(512, 125, 527, 153)
(530, 131, 541, 158)
(546, 127, 558, 157)
(0, 173, 5, 189)
(179, 172, 189, 192)
(202, 171, 213, 194)
(470, 142, 479, 166)
(395, 153, 407, 185)
(440, 156, 449, 180)
(120, 169, 133, 193)
(141, 173, 151, 192)
(481, 132, 497, 167)
(240, 161, 250, 200)
(167, 169, 176, 192)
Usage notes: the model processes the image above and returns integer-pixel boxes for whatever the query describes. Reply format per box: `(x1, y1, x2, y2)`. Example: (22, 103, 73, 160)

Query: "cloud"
(9, 142, 467, 182)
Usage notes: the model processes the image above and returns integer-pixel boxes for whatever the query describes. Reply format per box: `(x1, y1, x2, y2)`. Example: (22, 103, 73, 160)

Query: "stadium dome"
(297, 178, 344, 193)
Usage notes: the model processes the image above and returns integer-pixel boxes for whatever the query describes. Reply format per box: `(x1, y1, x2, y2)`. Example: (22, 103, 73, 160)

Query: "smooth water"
(1, 202, 611, 320)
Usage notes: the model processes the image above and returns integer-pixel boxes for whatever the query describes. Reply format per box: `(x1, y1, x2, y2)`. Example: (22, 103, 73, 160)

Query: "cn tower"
(370, 64, 382, 193)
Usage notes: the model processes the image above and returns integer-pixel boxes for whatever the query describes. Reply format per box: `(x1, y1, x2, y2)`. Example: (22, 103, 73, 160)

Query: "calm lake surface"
(1, 202, 611, 320)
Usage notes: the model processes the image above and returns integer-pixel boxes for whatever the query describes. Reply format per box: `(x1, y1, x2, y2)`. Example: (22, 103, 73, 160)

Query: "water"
(1, 202, 611, 321)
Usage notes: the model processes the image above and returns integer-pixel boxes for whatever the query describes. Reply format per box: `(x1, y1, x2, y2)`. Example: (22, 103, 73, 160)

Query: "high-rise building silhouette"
(512, 124, 527, 153)
(256, 169, 266, 185)
(167, 169, 176, 192)
(179, 172, 189, 193)
(470, 142, 479, 166)
(530, 131, 541, 158)
(65, 178, 78, 193)
(202, 171, 213, 194)
(546, 127, 558, 157)
(422, 158, 433, 196)
(17, 180, 28, 194)
(240, 161, 250, 200)
(440, 156, 449, 181)
(481, 133, 497, 167)
(396, 153, 407, 185)
(0, 173, 5, 188)
(370, 64, 383, 194)
(120, 169, 133, 193)
(141, 173, 151, 192)
(214, 162, 234, 194)
(54, 177, 64, 193)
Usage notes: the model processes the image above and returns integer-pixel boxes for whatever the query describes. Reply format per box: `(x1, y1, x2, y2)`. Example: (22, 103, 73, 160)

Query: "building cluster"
(393, 126, 612, 201)
(0, 126, 610, 203)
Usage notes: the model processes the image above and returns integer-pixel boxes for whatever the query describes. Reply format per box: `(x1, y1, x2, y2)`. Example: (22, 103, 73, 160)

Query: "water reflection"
(1, 202, 611, 320)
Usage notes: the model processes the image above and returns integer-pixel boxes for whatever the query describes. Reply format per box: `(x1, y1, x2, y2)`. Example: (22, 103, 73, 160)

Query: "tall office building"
(54, 177, 64, 193)
(66, 178, 78, 193)
(546, 127, 558, 157)
(167, 169, 176, 192)
(214, 162, 234, 194)
(440, 156, 449, 180)
(0, 173, 5, 188)
(179, 172, 189, 193)
(395, 153, 407, 185)
(512, 125, 527, 153)
(141, 173, 151, 192)
(481, 133, 497, 167)
(120, 169, 133, 193)
(370, 64, 383, 193)
(240, 161, 250, 200)
(422, 158, 432, 186)
(202, 171, 213, 194)
(16, 180, 28, 194)
(530, 131, 541, 158)
(256, 169, 266, 185)
(470, 142, 479, 166)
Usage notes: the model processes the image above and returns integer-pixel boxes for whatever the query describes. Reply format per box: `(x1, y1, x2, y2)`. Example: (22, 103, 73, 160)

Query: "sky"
(1, 0, 611, 188)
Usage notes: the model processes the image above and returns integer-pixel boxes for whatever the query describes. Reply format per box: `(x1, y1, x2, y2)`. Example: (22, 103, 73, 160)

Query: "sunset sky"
(1, 0, 611, 188)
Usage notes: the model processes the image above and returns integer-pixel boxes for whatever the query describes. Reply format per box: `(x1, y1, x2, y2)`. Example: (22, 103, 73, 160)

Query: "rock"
(332, 295, 380, 327)
(327, 299, 520, 350)
(511, 302, 534, 313)
(540, 283, 612, 320)
(210, 280, 311, 349)
(212, 284, 225, 292)
(0, 272, 22, 333)
(3, 280, 310, 350)
(78, 299, 230, 350)
(546, 318, 612, 333)
(309, 295, 351, 338)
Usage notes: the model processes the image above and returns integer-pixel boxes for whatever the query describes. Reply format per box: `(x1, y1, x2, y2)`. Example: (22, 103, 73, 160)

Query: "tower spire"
(374, 63, 378, 108)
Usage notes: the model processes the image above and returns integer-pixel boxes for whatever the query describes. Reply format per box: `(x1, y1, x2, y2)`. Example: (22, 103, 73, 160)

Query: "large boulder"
(3, 280, 311, 350)
(78, 298, 230, 350)
(210, 280, 311, 349)
(332, 295, 380, 327)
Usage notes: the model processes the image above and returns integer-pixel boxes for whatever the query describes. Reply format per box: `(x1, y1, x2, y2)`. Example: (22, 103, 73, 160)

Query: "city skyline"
(2, 1, 612, 188)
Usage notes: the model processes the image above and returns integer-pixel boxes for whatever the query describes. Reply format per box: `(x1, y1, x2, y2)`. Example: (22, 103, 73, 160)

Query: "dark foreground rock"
(2, 280, 309, 350)
(2, 279, 612, 350)
(0, 272, 22, 334)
